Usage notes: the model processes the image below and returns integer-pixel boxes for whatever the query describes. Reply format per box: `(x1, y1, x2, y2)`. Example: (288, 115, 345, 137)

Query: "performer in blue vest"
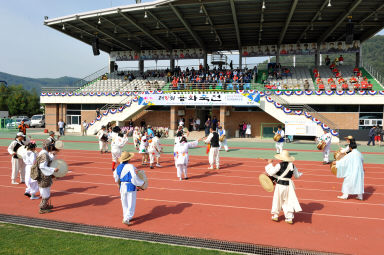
(113, 152, 144, 225)
(273, 126, 285, 154)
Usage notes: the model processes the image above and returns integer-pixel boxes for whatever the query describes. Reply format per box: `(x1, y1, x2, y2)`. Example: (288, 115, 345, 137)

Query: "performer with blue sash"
(336, 139, 364, 200)
(273, 126, 285, 154)
(113, 152, 144, 225)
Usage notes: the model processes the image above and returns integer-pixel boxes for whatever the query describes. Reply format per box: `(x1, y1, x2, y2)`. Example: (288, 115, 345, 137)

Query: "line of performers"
(8, 132, 61, 214)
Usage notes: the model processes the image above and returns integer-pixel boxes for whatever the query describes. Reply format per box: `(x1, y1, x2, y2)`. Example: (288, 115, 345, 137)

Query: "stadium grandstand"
(41, 0, 384, 142)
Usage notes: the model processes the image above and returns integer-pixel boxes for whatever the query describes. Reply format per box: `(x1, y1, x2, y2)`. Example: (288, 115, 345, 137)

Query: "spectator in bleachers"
(303, 80, 310, 91)
(353, 66, 360, 76)
(325, 55, 330, 66)
(349, 76, 358, 83)
(338, 55, 344, 65)
(367, 81, 373, 90)
(329, 62, 336, 70)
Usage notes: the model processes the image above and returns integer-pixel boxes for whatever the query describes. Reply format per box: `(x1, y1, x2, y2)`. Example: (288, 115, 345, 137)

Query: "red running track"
(0, 147, 383, 254)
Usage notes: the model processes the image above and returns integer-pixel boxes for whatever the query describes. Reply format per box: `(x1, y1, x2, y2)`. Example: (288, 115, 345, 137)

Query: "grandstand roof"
(44, 0, 384, 53)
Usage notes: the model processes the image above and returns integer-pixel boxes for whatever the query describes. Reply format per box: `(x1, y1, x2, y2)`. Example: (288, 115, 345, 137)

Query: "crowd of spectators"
(314, 56, 373, 91)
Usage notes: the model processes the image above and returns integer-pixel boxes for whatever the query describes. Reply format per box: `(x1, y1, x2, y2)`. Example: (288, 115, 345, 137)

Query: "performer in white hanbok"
(8, 132, 26, 184)
(174, 136, 202, 180)
(132, 127, 141, 151)
(265, 150, 302, 224)
(97, 126, 109, 154)
(148, 132, 162, 169)
(32, 140, 59, 214)
(273, 126, 285, 154)
(111, 126, 129, 171)
(317, 130, 332, 164)
(139, 133, 149, 165)
(336, 139, 365, 200)
(205, 128, 220, 169)
(113, 152, 144, 225)
(23, 142, 39, 200)
(218, 126, 229, 152)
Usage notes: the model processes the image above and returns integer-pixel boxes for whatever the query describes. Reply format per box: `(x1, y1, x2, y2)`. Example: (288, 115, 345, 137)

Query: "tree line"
(0, 83, 41, 117)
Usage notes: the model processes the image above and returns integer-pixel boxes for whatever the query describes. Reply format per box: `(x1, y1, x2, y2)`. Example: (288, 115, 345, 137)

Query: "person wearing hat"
(33, 140, 59, 214)
(147, 125, 154, 139)
(46, 131, 57, 147)
(132, 126, 141, 150)
(113, 151, 144, 225)
(174, 125, 189, 145)
(340, 136, 354, 154)
(111, 126, 129, 171)
(23, 142, 39, 200)
(174, 136, 203, 180)
(273, 125, 285, 154)
(97, 126, 109, 154)
(148, 132, 162, 169)
(317, 130, 332, 164)
(335, 138, 365, 200)
(7, 132, 26, 184)
(265, 150, 303, 224)
(205, 128, 221, 170)
(218, 126, 229, 152)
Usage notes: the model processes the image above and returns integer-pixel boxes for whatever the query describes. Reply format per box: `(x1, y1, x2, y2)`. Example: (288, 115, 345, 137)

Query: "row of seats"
(265, 66, 316, 90)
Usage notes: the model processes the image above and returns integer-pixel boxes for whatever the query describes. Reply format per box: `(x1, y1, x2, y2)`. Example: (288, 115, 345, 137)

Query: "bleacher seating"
(265, 66, 316, 90)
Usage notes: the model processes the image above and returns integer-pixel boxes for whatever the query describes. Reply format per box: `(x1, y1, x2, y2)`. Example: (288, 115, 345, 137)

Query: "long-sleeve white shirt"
(38, 150, 56, 176)
(8, 140, 24, 156)
(318, 132, 332, 146)
(265, 163, 302, 179)
(23, 151, 36, 165)
(111, 133, 128, 151)
(174, 141, 199, 165)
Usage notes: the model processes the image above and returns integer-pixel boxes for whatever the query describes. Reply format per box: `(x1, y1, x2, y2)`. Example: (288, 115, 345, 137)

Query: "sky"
(0, 0, 383, 79)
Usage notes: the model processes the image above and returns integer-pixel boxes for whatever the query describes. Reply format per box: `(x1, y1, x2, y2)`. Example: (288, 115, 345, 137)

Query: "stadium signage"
(110, 48, 204, 61)
(138, 93, 260, 106)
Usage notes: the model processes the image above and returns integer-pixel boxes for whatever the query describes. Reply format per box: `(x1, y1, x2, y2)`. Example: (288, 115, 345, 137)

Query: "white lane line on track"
(0, 184, 383, 221)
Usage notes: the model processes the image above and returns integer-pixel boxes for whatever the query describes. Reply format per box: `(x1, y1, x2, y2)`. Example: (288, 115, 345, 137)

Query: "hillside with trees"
(0, 72, 78, 93)
(0, 83, 41, 116)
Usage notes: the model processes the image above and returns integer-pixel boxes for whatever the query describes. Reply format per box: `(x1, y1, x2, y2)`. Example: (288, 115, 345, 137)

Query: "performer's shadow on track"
(52, 186, 98, 198)
(362, 186, 375, 200)
(188, 171, 221, 180)
(294, 202, 324, 223)
(55, 173, 83, 181)
(68, 161, 94, 166)
(131, 203, 193, 225)
(52, 194, 118, 212)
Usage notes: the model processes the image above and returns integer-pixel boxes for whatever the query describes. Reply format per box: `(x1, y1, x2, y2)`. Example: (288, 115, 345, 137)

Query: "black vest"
(210, 132, 220, 147)
(13, 140, 24, 159)
(270, 162, 293, 186)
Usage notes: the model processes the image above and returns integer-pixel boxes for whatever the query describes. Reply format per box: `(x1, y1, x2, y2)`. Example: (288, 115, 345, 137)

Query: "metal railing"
(270, 93, 338, 133)
(73, 66, 109, 88)
(41, 87, 81, 93)
(361, 62, 384, 87)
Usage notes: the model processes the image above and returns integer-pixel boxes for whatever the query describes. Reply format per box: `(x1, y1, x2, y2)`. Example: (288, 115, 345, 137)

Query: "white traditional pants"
(39, 187, 51, 199)
(11, 158, 25, 182)
(99, 141, 108, 152)
(120, 190, 137, 222)
(271, 184, 294, 220)
(149, 152, 160, 164)
(323, 145, 330, 163)
(219, 140, 229, 151)
(275, 142, 284, 154)
(25, 165, 38, 195)
(209, 147, 220, 167)
(176, 164, 188, 178)
(111, 149, 122, 163)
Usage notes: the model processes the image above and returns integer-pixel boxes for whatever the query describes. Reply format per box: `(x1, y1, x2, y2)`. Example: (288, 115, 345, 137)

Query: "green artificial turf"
(0, 223, 237, 255)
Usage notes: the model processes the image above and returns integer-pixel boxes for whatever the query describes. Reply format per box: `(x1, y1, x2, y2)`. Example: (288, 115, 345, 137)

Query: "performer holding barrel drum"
(7, 132, 26, 184)
(273, 125, 285, 154)
(316, 130, 332, 164)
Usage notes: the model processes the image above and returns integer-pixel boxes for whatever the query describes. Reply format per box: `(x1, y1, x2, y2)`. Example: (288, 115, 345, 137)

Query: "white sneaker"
(208, 166, 214, 170)
(356, 194, 363, 200)
(11, 181, 19, 185)
(337, 195, 348, 200)
(30, 195, 40, 200)
(216, 166, 220, 169)
(156, 164, 162, 167)
(179, 177, 182, 181)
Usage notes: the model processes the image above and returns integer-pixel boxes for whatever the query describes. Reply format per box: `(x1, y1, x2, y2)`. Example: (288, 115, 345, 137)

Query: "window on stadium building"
(67, 104, 81, 125)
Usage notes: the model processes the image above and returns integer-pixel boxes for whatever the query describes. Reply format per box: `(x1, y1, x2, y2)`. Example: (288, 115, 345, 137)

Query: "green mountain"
(0, 72, 78, 93)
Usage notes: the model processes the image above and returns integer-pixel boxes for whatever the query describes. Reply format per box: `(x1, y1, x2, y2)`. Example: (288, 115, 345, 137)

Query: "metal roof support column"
(239, 54, 242, 69)
(279, 0, 298, 45)
(229, 0, 241, 51)
(204, 53, 208, 70)
(356, 48, 362, 68)
(139, 59, 144, 72)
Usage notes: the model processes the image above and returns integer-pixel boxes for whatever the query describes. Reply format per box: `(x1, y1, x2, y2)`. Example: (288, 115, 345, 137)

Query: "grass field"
(0, 223, 236, 255)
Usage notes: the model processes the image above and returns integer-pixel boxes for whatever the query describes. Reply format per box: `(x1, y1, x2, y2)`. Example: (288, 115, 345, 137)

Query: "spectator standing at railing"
(325, 55, 330, 66)
(96, 108, 101, 117)
(205, 117, 211, 136)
